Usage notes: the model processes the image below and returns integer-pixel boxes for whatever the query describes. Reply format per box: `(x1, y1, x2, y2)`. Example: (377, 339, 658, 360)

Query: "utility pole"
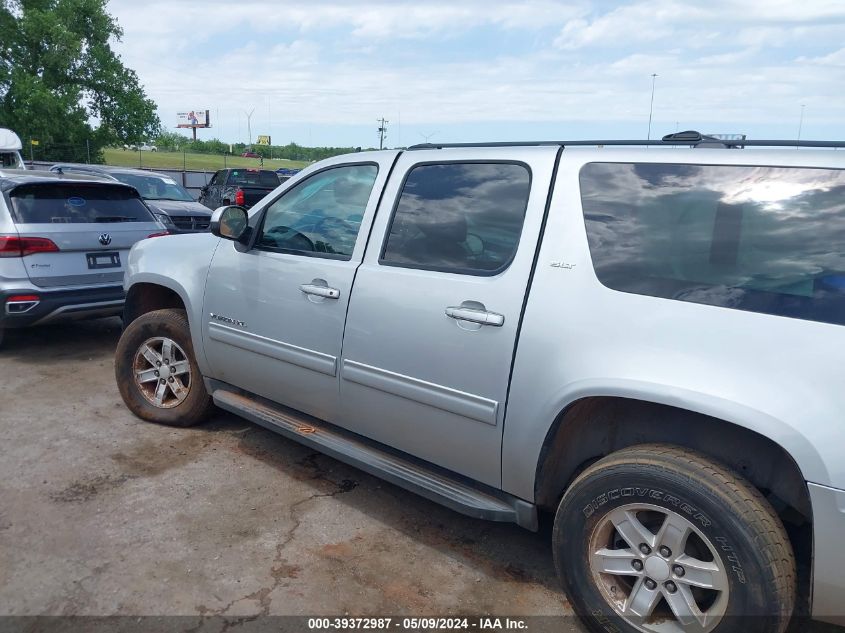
(647, 73, 658, 140)
(245, 107, 255, 147)
(377, 118, 389, 150)
(797, 104, 806, 149)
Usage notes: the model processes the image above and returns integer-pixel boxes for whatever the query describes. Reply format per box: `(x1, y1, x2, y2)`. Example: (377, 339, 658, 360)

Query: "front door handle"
(300, 283, 340, 299)
(445, 306, 504, 327)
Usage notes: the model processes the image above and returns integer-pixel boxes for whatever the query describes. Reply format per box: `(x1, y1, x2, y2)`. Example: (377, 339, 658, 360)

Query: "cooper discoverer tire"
(553, 443, 795, 633)
(115, 308, 213, 427)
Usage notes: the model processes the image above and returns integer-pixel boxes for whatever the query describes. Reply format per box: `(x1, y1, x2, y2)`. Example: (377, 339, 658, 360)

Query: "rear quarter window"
(8, 183, 154, 224)
(580, 162, 845, 326)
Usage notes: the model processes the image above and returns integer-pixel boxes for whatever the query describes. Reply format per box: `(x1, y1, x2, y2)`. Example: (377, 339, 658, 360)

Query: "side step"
(212, 389, 537, 530)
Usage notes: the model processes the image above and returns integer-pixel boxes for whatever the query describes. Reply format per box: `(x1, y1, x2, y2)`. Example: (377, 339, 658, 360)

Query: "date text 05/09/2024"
(307, 618, 529, 630)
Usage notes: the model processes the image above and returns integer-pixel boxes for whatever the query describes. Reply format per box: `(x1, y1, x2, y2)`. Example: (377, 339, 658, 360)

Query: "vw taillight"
(0, 236, 60, 257)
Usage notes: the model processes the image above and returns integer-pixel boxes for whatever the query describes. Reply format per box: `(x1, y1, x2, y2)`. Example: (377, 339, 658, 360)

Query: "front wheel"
(115, 308, 213, 427)
(554, 444, 796, 633)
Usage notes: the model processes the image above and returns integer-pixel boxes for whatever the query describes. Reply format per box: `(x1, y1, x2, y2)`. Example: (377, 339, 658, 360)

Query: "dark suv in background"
(50, 164, 211, 233)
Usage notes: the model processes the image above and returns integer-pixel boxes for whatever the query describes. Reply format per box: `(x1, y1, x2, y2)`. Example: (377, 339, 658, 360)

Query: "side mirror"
(210, 205, 249, 241)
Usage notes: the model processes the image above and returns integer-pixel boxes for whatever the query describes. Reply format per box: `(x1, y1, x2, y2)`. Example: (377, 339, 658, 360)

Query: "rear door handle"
(299, 284, 340, 299)
(445, 306, 504, 327)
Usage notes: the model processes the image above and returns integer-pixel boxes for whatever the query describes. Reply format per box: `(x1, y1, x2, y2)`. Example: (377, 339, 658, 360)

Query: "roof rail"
(408, 132, 845, 151)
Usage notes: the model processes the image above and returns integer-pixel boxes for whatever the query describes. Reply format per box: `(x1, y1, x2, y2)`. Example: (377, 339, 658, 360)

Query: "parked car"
(0, 169, 167, 347)
(114, 133, 845, 633)
(197, 168, 280, 210)
(50, 164, 211, 233)
(0, 128, 24, 170)
(241, 151, 260, 158)
(124, 143, 157, 152)
(275, 167, 301, 183)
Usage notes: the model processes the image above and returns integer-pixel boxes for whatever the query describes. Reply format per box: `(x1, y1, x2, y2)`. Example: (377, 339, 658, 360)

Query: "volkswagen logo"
(98, 233, 112, 246)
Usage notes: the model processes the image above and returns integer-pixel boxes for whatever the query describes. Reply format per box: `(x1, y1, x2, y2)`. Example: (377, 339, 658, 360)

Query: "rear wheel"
(115, 309, 212, 427)
(553, 444, 795, 633)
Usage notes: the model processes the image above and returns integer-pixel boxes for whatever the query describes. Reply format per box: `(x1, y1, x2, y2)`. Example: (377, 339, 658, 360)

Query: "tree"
(0, 0, 160, 163)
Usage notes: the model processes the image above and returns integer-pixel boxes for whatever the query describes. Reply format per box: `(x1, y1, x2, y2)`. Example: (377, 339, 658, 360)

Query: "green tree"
(0, 0, 160, 163)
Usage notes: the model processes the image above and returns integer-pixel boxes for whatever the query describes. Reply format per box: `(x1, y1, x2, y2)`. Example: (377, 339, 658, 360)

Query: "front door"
(202, 153, 399, 422)
(338, 148, 559, 486)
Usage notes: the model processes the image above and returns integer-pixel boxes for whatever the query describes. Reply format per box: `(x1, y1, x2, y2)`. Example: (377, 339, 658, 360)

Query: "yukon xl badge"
(209, 313, 246, 328)
(98, 233, 112, 246)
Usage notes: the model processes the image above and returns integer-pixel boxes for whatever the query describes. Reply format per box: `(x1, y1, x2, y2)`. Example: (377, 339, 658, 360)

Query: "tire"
(114, 308, 213, 427)
(553, 443, 795, 633)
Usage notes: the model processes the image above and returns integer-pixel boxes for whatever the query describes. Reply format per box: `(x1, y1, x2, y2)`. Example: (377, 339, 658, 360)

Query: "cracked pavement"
(0, 318, 577, 623)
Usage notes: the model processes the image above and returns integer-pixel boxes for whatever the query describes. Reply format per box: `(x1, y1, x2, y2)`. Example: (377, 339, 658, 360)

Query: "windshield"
(9, 183, 155, 224)
(1, 151, 24, 169)
(112, 172, 193, 201)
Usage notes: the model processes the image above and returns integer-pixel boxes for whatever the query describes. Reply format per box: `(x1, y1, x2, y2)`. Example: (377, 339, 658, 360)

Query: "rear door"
(338, 147, 559, 487)
(7, 182, 162, 288)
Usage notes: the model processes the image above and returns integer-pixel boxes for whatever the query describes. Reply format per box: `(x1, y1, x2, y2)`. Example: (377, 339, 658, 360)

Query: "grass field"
(103, 148, 308, 172)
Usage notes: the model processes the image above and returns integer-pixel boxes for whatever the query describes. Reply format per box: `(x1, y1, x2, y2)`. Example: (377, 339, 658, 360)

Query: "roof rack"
(407, 131, 845, 150)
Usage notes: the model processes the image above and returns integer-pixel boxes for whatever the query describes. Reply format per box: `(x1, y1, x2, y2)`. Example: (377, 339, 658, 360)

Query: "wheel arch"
(534, 395, 813, 519)
(124, 281, 188, 326)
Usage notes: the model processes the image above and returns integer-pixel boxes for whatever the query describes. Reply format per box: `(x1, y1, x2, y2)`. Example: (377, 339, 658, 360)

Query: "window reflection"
(257, 164, 377, 259)
(581, 162, 845, 326)
(382, 163, 531, 275)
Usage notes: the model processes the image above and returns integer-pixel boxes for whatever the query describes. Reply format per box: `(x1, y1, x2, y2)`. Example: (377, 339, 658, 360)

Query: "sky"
(106, 0, 845, 148)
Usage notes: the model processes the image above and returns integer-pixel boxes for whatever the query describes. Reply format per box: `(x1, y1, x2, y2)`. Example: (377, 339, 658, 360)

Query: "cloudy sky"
(107, 0, 845, 148)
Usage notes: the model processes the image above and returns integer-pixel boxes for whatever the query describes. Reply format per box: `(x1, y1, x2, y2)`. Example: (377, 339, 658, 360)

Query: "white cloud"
(104, 0, 845, 144)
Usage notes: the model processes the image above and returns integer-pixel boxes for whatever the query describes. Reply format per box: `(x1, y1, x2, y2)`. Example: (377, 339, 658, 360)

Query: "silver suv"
(0, 170, 166, 347)
(114, 134, 845, 633)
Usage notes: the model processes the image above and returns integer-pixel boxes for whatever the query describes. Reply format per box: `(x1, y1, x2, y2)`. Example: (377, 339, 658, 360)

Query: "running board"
(212, 389, 537, 530)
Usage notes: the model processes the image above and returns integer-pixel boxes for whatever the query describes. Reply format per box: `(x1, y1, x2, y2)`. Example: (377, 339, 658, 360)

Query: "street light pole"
(377, 118, 389, 150)
(647, 73, 658, 140)
(245, 107, 255, 147)
(797, 104, 806, 149)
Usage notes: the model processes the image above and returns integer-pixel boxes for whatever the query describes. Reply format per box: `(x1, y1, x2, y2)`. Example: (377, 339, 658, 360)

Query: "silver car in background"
(49, 164, 212, 233)
(0, 169, 166, 347)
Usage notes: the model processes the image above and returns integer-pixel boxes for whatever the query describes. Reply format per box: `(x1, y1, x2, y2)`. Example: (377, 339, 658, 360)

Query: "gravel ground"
(0, 318, 578, 628)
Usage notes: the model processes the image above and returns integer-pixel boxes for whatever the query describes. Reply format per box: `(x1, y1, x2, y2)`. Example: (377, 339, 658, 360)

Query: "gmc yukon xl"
(114, 133, 845, 633)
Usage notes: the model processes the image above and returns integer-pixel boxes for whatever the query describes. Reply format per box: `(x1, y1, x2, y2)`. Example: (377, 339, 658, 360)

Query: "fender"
(124, 232, 222, 376)
(502, 377, 828, 504)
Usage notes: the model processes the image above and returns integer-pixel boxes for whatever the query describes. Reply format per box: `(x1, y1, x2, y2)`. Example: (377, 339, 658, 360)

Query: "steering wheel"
(263, 225, 315, 252)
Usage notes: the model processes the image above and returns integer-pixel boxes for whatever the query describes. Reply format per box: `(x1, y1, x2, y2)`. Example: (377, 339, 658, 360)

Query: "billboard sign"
(177, 110, 210, 128)
(257, 135, 271, 146)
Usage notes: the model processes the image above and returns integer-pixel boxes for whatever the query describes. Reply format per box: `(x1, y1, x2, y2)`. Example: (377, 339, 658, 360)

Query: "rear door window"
(380, 162, 531, 275)
(580, 162, 845, 326)
(8, 183, 154, 224)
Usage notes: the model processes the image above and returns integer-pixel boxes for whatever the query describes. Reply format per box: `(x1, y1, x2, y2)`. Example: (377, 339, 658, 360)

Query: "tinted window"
(111, 173, 193, 201)
(9, 184, 154, 224)
(227, 170, 280, 188)
(1, 151, 23, 169)
(581, 162, 845, 326)
(256, 164, 378, 260)
(381, 163, 531, 275)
